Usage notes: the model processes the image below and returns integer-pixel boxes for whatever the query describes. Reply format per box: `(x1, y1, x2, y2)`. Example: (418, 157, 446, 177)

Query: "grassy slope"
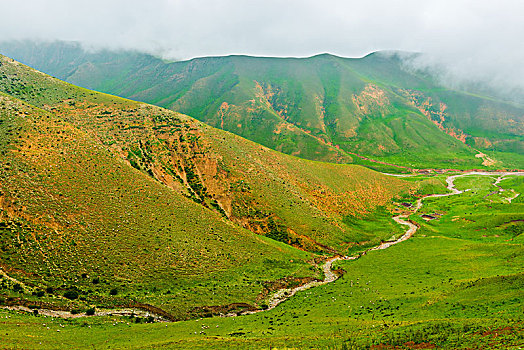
(0, 56, 415, 320)
(0, 175, 522, 349)
(1, 42, 523, 169)
(0, 91, 313, 319)
(336, 52, 524, 160)
(76, 54, 486, 169)
(0, 55, 412, 254)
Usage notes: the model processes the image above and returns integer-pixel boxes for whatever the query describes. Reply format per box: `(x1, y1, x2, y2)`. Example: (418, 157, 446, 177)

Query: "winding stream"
(3, 172, 522, 321)
(230, 171, 524, 316)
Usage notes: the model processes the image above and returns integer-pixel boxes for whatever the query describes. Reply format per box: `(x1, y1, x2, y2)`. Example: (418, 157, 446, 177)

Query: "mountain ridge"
(2, 40, 522, 170)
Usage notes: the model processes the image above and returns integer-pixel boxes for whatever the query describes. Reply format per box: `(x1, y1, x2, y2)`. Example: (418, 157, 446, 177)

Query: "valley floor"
(1, 172, 523, 349)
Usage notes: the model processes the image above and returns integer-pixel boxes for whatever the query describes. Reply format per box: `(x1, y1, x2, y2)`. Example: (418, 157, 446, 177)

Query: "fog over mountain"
(1, 0, 523, 101)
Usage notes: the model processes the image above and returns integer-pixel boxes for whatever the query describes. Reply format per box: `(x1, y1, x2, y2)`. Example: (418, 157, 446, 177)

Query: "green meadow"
(1, 174, 522, 349)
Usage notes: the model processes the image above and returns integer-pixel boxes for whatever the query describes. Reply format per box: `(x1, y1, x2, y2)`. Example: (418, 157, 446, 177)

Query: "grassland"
(0, 53, 522, 349)
(0, 54, 412, 254)
(0, 91, 319, 319)
(0, 174, 522, 348)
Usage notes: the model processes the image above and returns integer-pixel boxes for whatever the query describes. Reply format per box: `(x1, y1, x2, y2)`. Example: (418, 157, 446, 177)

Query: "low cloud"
(1, 0, 523, 99)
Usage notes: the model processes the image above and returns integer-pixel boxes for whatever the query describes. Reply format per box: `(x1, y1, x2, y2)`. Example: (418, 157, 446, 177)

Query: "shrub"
(86, 307, 96, 316)
(63, 290, 79, 300)
(12, 283, 23, 293)
(109, 288, 118, 296)
(266, 217, 289, 243)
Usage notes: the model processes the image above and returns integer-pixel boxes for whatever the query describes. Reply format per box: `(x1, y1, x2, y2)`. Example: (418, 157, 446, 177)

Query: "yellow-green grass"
(1, 174, 522, 348)
(0, 54, 413, 253)
(1, 231, 521, 349)
(0, 307, 521, 349)
(0, 93, 314, 319)
(0, 55, 419, 321)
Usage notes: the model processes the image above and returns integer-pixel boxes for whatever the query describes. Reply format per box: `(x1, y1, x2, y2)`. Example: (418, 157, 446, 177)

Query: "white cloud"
(1, 0, 523, 93)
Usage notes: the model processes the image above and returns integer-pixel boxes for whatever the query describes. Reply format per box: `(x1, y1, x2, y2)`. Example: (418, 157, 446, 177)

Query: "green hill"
(0, 55, 412, 318)
(0, 88, 314, 320)
(1, 166, 522, 349)
(1, 41, 523, 169)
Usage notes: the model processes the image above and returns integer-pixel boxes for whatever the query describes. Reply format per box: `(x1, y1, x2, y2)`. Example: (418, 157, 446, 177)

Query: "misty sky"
(2, 0, 524, 92)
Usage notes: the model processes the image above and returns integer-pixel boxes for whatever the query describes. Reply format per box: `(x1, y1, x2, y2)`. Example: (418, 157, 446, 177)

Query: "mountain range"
(1, 40, 523, 170)
(0, 41, 522, 348)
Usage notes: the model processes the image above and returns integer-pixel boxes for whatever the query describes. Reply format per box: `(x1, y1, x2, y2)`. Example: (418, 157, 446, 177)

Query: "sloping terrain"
(0, 51, 521, 350)
(0, 55, 413, 318)
(1, 41, 523, 169)
(0, 90, 314, 319)
(0, 173, 521, 349)
(0, 55, 412, 253)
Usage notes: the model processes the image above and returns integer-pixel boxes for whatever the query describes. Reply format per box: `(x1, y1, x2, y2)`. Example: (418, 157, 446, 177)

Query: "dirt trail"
(0, 268, 27, 288)
(3, 305, 165, 321)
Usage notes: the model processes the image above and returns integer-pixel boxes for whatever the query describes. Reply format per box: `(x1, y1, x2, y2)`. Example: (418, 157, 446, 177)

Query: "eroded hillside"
(0, 55, 415, 318)
(2, 42, 522, 169)
(0, 55, 413, 253)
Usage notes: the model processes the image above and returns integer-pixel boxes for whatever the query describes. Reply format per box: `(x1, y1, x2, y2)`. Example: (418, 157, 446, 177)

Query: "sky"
(1, 0, 524, 95)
